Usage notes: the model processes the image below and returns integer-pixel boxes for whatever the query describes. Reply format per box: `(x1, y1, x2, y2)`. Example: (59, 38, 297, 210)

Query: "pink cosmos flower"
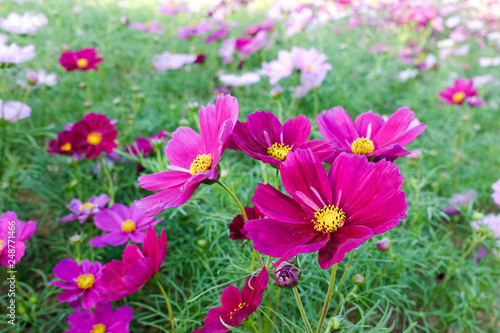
(238, 31, 268, 58)
(0, 211, 37, 267)
(243, 20, 275, 36)
(101, 226, 167, 301)
(71, 113, 118, 160)
(317, 106, 426, 162)
(0, 12, 48, 35)
(64, 302, 133, 333)
(59, 194, 110, 223)
(232, 111, 334, 167)
(443, 189, 477, 216)
(90, 203, 163, 247)
(229, 206, 264, 240)
(244, 150, 408, 269)
(51, 259, 105, 309)
(136, 95, 238, 215)
(439, 79, 485, 107)
(492, 179, 500, 206)
(59, 48, 104, 72)
(131, 20, 164, 34)
(47, 130, 78, 155)
(219, 72, 260, 86)
(177, 22, 212, 39)
(205, 21, 228, 43)
(18, 68, 57, 88)
(158, 1, 188, 16)
(125, 137, 155, 157)
(471, 214, 500, 239)
(218, 37, 236, 65)
(150, 129, 169, 145)
(0, 99, 31, 122)
(152, 51, 197, 71)
(193, 267, 268, 333)
(0, 43, 35, 64)
(261, 50, 294, 85)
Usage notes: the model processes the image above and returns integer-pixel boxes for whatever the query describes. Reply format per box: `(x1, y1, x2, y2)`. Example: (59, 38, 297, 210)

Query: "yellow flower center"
(0, 239, 4, 250)
(76, 58, 89, 68)
(121, 219, 136, 233)
(306, 65, 312, 71)
(78, 202, 95, 211)
(190, 154, 212, 175)
(90, 323, 106, 333)
(61, 142, 72, 152)
(414, 53, 426, 65)
(229, 302, 246, 320)
(87, 132, 103, 145)
(267, 143, 292, 161)
(313, 205, 346, 233)
(452, 91, 466, 103)
(76, 274, 95, 290)
(351, 137, 375, 155)
(171, 2, 176, 8)
(145, 21, 151, 28)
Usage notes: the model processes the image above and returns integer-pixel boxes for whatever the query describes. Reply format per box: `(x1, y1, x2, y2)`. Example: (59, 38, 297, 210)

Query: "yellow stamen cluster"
(313, 205, 346, 233)
(61, 142, 72, 152)
(90, 324, 106, 333)
(267, 143, 292, 161)
(190, 154, 212, 175)
(351, 137, 375, 155)
(0, 239, 4, 250)
(144, 21, 151, 28)
(76, 274, 95, 290)
(76, 58, 88, 68)
(79, 202, 95, 211)
(87, 132, 103, 146)
(121, 219, 136, 233)
(452, 91, 466, 103)
(229, 302, 247, 320)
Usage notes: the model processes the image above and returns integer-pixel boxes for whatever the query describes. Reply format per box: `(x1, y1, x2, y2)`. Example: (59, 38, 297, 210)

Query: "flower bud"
(352, 274, 364, 285)
(376, 237, 391, 251)
(327, 316, 341, 330)
(197, 239, 207, 248)
(70, 234, 81, 244)
(120, 16, 129, 26)
(274, 261, 301, 288)
(472, 211, 484, 221)
(407, 149, 422, 161)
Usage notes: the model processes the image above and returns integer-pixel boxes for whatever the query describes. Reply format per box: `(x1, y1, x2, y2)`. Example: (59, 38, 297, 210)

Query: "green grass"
(1, 0, 500, 332)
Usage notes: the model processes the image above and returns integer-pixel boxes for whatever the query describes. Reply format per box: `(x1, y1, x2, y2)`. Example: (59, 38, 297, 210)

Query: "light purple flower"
(218, 37, 236, 65)
(0, 99, 31, 122)
(131, 20, 164, 34)
(479, 57, 500, 68)
(471, 214, 500, 239)
(152, 51, 196, 71)
(239, 31, 268, 58)
(17, 68, 57, 88)
(492, 179, 500, 206)
(158, 1, 188, 16)
(59, 194, 110, 224)
(443, 189, 478, 216)
(89, 203, 163, 247)
(219, 72, 260, 86)
(0, 211, 37, 267)
(205, 21, 228, 43)
(285, 7, 314, 37)
(177, 22, 212, 39)
(0, 33, 8, 44)
(261, 50, 294, 85)
(0, 12, 48, 35)
(0, 43, 35, 64)
(64, 302, 133, 333)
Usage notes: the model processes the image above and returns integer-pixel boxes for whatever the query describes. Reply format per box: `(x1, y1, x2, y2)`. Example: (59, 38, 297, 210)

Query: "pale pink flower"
(152, 52, 196, 71)
(0, 12, 48, 35)
(218, 37, 236, 65)
(0, 99, 31, 122)
(261, 50, 294, 85)
(492, 179, 500, 206)
(0, 43, 35, 64)
(131, 20, 164, 34)
(219, 72, 260, 86)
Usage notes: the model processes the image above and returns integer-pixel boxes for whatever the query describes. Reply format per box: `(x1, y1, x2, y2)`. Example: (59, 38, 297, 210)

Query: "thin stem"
(269, 289, 281, 333)
(217, 180, 247, 220)
(157, 280, 175, 333)
(261, 162, 268, 184)
(275, 168, 279, 190)
(315, 263, 338, 333)
(293, 287, 313, 333)
(330, 251, 355, 302)
(333, 285, 358, 315)
(101, 157, 115, 206)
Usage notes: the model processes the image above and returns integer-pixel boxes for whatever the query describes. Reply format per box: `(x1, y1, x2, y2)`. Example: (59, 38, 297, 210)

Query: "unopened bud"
(274, 261, 301, 288)
(472, 211, 484, 221)
(70, 234, 81, 244)
(407, 149, 422, 161)
(353, 274, 364, 285)
(120, 16, 129, 25)
(376, 237, 391, 251)
(197, 239, 207, 248)
(328, 316, 341, 330)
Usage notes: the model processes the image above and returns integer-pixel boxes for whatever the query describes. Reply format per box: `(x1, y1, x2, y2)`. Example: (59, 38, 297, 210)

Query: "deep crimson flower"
(125, 137, 154, 157)
(0, 211, 37, 267)
(136, 95, 238, 216)
(193, 267, 268, 333)
(317, 106, 426, 162)
(229, 206, 265, 240)
(64, 302, 133, 333)
(438, 79, 485, 107)
(59, 48, 104, 72)
(244, 149, 408, 269)
(47, 130, 78, 155)
(101, 226, 167, 301)
(71, 113, 118, 160)
(232, 111, 334, 167)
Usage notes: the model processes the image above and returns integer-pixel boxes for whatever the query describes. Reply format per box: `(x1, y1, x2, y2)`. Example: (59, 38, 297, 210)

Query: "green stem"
(277, 99, 283, 123)
(261, 162, 268, 184)
(275, 168, 279, 190)
(101, 157, 115, 206)
(315, 264, 338, 333)
(293, 287, 313, 333)
(330, 251, 355, 303)
(217, 180, 247, 220)
(157, 280, 175, 333)
(333, 285, 358, 315)
(85, 74, 92, 103)
(313, 93, 320, 117)
(269, 289, 281, 333)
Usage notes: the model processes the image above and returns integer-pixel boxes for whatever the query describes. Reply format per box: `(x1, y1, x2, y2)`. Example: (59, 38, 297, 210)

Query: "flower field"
(1, 0, 500, 332)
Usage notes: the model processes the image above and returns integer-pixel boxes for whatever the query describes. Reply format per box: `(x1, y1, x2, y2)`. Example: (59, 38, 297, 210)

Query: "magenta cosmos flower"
(59, 194, 110, 223)
(90, 202, 163, 247)
(125, 137, 155, 157)
(64, 302, 133, 333)
(438, 79, 485, 107)
(101, 226, 167, 301)
(232, 111, 334, 167)
(71, 113, 118, 160)
(59, 48, 103, 72)
(244, 149, 408, 269)
(47, 130, 78, 155)
(229, 206, 264, 240)
(137, 95, 238, 215)
(317, 106, 426, 162)
(193, 267, 268, 333)
(0, 211, 37, 267)
(51, 259, 105, 309)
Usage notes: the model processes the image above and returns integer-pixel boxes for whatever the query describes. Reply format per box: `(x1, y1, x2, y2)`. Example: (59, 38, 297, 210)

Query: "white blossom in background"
(0, 12, 48, 35)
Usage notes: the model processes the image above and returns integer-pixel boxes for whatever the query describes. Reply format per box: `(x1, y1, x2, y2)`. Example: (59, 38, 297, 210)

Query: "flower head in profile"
(70, 113, 118, 160)
(137, 95, 238, 215)
(51, 259, 105, 309)
(0, 99, 31, 123)
(0, 211, 37, 267)
(150, 129, 169, 145)
(439, 79, 485, 107)
(59, 48, 104, 72)
(193, 267, 268, 333)
(101, 226, 167, 301)
(0, 43, 35, 65)
(59, 194, 110, 223)
(317, 106, 426, 162)
(245, 150, 408, 269)
(492, 179, 500, 207)
(232, 111, 334, 167)
(443, 188, 477, 216)
(229, 206, 264, 240)
(131, 20, 164, 34)
(64, 302, 133, 333)
(0, 12, 48, 35)
(125, 137, 155, 157)
(90, 202, 163, 247)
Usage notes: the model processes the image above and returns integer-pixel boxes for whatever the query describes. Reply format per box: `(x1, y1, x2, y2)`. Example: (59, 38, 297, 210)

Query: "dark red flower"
(47, 130, 78, 155)
(59, 48, 104, 72)
(229, 206, 265, 240)
(71, 113, 118, 160)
